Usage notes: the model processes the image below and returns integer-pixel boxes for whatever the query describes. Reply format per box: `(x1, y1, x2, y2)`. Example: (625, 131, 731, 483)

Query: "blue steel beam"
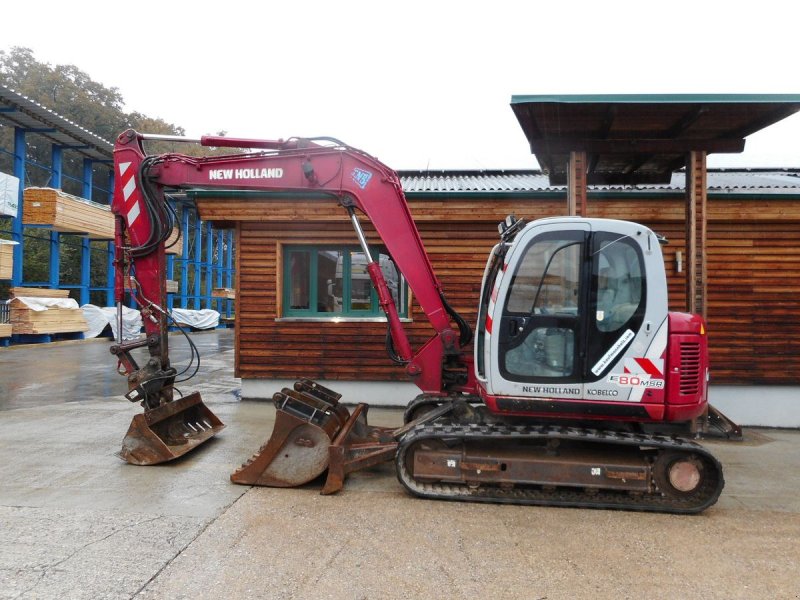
(215, 229, 224, 313)
(82, 158, 93, 200)
(193, 211, 202, 310)
(49, 146, 63, 290)
(80, 238, 90, 305)
(106, 242, 115, 306)
(205, 221, 213, 309)
(11, 128, 25, 286)
(225, 229, 234, 318)
(180, 207, 190, 309)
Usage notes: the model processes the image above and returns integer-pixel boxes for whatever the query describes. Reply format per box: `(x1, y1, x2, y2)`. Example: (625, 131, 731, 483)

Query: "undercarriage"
(230, 380, 724, 514)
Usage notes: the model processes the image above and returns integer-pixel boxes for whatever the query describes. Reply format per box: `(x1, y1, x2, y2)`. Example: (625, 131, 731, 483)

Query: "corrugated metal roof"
(0, 84, 113, 161)
(400, 171, 552, 193)
(399, 169, 800, 195)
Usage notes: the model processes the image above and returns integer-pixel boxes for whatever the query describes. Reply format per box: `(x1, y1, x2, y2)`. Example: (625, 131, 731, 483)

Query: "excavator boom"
(110, 129, 472, 469)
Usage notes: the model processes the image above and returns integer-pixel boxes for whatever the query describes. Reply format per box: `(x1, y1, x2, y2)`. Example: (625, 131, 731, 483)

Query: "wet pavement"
(1, 330, 799, 599)
(0, 331, 235, 411)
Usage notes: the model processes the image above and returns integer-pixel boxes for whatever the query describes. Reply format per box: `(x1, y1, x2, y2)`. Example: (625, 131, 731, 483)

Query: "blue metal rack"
(1, 124, 235, 342)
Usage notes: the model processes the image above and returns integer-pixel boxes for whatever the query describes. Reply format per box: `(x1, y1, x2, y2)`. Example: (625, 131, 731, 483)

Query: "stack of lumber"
(165, 227, 183, 255)
(0, 299, 10, 337)
(0, 240, 13, 280)
(8, 287, 89, 335)
(124, 278, 179, 293)
(23, 187, 114, 239)
(212, 287, 236, 299)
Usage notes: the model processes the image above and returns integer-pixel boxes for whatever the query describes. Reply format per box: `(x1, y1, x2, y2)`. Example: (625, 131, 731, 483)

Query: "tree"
(0, 47, 200, 299)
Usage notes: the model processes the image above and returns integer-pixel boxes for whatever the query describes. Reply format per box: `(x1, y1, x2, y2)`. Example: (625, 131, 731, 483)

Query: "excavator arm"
(110, 129, 472, 467)
(113, 129, 472, 395)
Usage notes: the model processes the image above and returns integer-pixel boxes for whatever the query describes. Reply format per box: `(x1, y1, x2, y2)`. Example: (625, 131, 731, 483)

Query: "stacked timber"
(0, 240, 14, 279)
(212, 288, 236, 299)
(8, 287, 89, 335)
(23, 187, 114, 239)
(124, 278, 179, 293)
(0, 297, 10, 337)
(165, 227, 183, 255)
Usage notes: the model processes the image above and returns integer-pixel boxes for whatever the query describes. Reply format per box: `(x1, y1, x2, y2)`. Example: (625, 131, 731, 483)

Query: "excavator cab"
(474, 217, 703, 424)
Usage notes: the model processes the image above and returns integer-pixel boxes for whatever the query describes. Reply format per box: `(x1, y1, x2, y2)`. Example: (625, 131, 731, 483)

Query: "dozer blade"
(119, 392, 225, 465)
(231, 380, 350, 486)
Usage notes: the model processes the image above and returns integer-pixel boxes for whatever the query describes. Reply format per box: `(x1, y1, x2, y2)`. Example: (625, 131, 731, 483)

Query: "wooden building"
(192, 95, 800, 426)
(193, 169, 800, 409)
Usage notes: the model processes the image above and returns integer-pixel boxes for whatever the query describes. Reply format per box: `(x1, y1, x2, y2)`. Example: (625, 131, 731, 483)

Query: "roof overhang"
(511, 94, 800, 185)
(0, 84, 113, 162)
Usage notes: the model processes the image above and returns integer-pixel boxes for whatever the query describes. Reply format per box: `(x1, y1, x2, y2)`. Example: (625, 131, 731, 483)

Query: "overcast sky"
(5, 0, 800, 170)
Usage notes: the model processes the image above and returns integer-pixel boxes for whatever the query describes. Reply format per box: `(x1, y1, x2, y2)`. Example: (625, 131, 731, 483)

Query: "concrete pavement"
(1, 330, 799, 599)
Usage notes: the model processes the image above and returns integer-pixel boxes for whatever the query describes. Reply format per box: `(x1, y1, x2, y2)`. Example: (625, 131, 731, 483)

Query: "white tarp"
(170, 308, 220, 329)
(13, 296, 80, 311)
(80, 304, 143, 340)
(81, 304, 111, 338)
(79, 305, 219, 337)
(0, 172, 20, 217)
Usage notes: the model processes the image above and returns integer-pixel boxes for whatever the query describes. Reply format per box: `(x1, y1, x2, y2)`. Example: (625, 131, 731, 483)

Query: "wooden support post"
(567, 151, 587, 216)
(685, 150, 708, 320)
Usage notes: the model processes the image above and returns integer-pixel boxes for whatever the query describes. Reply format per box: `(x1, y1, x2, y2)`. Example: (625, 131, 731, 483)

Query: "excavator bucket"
(230, 379, 450, 491)
(119, 392, 225, 465)
(231, 380, 351, 487)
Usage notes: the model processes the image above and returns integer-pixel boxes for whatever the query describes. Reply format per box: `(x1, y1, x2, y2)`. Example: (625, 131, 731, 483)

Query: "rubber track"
(395, 421, 724, 514)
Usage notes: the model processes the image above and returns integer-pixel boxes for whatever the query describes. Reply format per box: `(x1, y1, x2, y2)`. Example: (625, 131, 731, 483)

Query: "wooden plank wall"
(198, 193, 800, 386)
(589, 195, 800, 384)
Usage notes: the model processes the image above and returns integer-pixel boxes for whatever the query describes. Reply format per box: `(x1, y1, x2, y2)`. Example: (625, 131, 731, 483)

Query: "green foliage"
(0, 47, 235, 300)
(0, 47, 187, 297)
(0, 46, 185, 139)
(0, 46, 186, 194)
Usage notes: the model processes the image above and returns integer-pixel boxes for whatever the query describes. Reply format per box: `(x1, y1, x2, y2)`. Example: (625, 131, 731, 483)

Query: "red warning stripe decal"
(623, 357, 663, 378)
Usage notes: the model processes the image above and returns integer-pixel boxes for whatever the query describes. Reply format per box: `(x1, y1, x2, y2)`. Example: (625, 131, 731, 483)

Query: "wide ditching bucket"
(230, 380, 350, 487)
(231, 379, 403, 492)
(119, 392, 225, 465)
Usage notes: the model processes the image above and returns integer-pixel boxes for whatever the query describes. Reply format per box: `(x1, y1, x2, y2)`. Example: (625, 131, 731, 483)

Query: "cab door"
(485, 218, 665, 405)
(491, 222, 590, 398)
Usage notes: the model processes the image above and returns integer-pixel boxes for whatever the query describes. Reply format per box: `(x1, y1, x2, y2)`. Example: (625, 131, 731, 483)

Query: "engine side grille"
(679, 342, 702, 395)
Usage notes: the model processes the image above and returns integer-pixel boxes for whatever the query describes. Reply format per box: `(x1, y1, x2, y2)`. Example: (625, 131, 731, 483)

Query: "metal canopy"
(511, 94, 800, 185)
(0, 84, 113, 161)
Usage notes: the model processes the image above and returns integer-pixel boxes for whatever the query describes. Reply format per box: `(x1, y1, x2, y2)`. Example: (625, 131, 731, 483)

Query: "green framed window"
(283, 245, 408, 318)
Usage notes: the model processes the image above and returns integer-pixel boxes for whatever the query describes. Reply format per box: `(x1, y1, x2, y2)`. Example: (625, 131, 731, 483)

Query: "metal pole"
(347, 207, 374, 263)
(193, 212, 202, 310)
(81, 159, 93, 305)
(11, 128, 25, 287)
(138, 133, 202, 144)
(49, 145, 63, 292)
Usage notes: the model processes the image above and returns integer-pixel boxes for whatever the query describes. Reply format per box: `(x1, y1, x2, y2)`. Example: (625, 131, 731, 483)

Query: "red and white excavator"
(110, 129, 729, 513)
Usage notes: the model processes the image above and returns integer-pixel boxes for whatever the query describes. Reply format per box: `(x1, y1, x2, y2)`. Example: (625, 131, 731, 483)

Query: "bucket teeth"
(119, 392, 225, 465)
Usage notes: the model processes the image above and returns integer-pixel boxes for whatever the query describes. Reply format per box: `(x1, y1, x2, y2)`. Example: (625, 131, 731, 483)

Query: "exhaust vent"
(679, 342, 702, 396)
